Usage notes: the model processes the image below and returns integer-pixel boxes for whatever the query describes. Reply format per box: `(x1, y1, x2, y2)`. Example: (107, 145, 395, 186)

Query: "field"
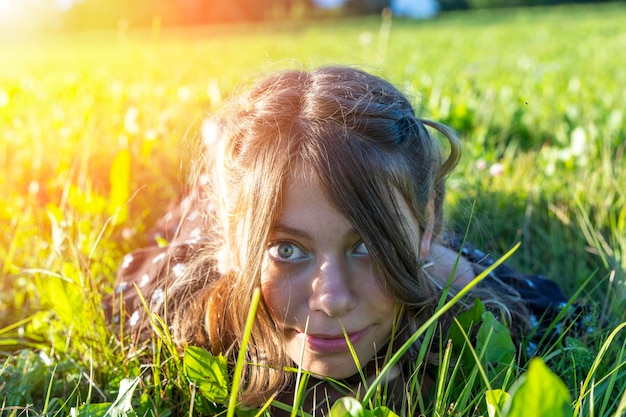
(1, 2, 626, 416)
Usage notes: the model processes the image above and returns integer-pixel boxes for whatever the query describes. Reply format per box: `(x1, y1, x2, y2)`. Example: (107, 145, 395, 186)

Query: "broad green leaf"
(329, 397, 366, 417)
(183, 345, 229, 403)
(72, 402, 111, 417)
(106, 377, 141, 417)
(371, 406, 400, 417)
(73, 377, 140, 417)
(476, 311, 516, 382)
(447, 297, 485, 356)
(235, 407, 259, 417)
(504, 358, 573, 417)
(486, 389, 510, 417)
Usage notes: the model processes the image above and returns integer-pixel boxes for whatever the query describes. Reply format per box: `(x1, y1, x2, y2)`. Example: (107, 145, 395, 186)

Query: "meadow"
(1, 2, 625, 415)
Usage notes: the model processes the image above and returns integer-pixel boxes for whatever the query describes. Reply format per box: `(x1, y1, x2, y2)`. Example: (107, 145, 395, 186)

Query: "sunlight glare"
(54, 0, 78, 11)
(0, 0, 33, 32)
(0, 0, 77, 33)
(0, 0, 20, 19)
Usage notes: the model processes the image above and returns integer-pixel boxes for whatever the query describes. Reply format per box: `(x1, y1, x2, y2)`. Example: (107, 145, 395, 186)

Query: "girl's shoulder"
(442, 233, 569, 309)
(442, 233, 595, 355)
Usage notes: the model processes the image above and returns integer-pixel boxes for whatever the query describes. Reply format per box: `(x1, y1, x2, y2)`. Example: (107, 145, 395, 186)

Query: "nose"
(308, 258, 357, 317)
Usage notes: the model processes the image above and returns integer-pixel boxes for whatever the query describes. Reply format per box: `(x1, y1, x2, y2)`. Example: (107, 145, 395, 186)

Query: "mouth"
(304, 327, 369, 354)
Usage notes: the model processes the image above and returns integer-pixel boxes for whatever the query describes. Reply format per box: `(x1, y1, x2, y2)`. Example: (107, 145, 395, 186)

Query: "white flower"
(489, 163, 504, 177)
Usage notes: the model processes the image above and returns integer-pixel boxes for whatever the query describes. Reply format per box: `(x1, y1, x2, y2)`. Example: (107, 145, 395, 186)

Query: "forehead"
(274, 173, 356, 237)
(280, 171, 327, 218)
(277, 168, 417, 232)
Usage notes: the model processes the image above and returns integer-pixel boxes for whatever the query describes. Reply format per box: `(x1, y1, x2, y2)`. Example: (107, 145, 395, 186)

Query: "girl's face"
(261, 174, 397, 379)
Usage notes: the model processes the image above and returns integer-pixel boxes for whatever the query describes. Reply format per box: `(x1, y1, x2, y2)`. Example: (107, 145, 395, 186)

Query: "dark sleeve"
(445, 236, 569, 310)
(443, 234, 593, 355)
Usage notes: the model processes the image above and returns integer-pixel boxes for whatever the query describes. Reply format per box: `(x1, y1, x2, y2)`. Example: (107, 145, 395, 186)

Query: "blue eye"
(353, 241, 369, 256)
(268, 242, 308, 262)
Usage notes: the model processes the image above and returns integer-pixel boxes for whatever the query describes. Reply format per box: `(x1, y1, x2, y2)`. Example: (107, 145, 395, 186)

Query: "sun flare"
(0, 0, 34, 32)
(0, 0, 76, 33)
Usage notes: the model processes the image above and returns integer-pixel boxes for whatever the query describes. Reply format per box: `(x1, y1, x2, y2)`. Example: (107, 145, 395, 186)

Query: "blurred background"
(1, 0, 625, 413)
(0, 0, 619, 34)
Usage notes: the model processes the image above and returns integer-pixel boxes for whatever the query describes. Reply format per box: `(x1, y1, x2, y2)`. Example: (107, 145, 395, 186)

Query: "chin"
(300, 358, 361, 380)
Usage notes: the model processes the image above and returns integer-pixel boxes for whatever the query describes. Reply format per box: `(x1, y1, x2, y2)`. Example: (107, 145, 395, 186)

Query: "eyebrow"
(272, 224, 312, 240)
(272, 223, 361, 241)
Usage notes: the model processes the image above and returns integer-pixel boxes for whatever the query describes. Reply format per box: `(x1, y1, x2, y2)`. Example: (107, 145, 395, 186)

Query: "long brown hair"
(161, 66, 527, 406)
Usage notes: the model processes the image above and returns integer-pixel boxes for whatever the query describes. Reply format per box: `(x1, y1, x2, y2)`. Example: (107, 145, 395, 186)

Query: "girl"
(107, 65, 571, 414)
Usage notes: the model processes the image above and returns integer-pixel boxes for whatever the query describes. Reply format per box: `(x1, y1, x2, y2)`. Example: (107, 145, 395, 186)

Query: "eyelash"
(267, 241, 308, 263)
(267, 240, 369, 263)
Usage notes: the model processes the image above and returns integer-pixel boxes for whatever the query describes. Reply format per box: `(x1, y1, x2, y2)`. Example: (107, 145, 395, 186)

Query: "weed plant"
(1, 3, 625, 416)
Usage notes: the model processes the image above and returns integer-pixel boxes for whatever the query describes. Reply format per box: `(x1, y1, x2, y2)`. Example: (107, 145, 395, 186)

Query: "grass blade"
(227, 287, 261, 417)
(362, 243, 521, 404)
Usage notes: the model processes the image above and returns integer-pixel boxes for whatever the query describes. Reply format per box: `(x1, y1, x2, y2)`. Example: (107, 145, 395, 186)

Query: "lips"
(305, 327, 369, 354)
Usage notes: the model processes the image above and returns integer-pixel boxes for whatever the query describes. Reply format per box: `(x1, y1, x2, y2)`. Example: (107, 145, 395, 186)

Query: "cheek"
(260, 264, 298, 323)
(360, 270, 397, 314)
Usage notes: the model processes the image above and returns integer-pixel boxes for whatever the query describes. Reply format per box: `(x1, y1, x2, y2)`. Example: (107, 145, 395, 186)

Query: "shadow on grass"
(446, 189, 617, 311)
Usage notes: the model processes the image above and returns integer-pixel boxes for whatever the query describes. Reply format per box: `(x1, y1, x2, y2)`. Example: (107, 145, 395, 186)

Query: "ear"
(419, 199, 435, 260)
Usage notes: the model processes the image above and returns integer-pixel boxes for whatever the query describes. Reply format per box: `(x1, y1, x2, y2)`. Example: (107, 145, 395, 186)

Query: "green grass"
(1, 2, 625, 415)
